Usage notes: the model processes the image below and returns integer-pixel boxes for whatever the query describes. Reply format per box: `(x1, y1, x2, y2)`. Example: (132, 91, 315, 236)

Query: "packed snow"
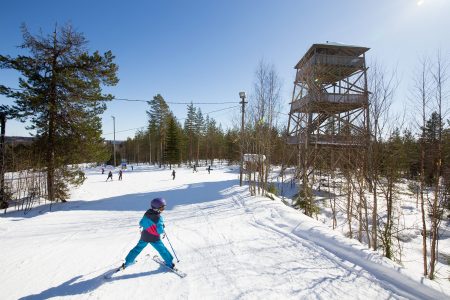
(0, 165, 448, 299)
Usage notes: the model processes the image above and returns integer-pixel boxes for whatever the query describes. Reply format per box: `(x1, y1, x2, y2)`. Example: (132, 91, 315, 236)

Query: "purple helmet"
(151, 197, 166, 209)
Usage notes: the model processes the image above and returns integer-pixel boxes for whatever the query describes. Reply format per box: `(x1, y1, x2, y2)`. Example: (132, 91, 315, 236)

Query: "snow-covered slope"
(0, 165, 448, 299)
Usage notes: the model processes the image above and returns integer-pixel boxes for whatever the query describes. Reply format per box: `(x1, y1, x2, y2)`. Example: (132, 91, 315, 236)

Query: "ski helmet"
(151, 197, 166, 209)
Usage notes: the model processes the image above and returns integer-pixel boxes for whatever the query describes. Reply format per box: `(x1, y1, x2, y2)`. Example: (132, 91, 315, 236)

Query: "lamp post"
(239, 92, 247, 186)
(0, 113, 7, 209)
(112, 116, 116, 167)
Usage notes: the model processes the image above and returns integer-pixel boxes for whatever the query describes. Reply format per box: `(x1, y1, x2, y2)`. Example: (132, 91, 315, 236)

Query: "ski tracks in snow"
(239, 195, 448, 300)
(175, 197, 244, 298)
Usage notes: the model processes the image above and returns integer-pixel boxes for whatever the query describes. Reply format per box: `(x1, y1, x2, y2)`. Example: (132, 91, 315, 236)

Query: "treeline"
(119, 96, 291, 170)
(120, 95, 241, 167)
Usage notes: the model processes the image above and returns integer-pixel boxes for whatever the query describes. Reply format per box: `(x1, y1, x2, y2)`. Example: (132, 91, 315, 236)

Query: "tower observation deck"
(287, 43, 370, 147)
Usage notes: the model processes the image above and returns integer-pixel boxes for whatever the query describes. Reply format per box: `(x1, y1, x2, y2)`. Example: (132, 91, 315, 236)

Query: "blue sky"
(1, 0, 449, 140)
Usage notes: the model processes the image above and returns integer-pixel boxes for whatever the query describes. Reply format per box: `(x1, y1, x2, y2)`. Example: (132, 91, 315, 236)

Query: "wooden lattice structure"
(287, 43, 370, 210)
(287, 42, 370, 147)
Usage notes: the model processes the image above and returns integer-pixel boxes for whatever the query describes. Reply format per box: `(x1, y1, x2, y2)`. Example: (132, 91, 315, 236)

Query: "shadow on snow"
(19, 266, 168, 300)
(1, 179, 240, 219)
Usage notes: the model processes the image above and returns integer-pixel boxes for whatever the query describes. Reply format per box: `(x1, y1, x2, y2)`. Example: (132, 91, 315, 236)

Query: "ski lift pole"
(164, 232, 180, 262)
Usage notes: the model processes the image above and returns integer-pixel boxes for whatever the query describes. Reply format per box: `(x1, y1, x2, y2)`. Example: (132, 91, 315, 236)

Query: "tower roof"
(295, 42, 370, 69)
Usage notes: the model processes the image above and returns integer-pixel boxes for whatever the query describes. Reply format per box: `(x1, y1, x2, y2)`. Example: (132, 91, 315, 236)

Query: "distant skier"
(106, 170, 113, 181)
(131, 166, 134, 171)
(118, 169, 123, 181)
(120, 198, 174, 270)
(207, 165, 211, 174)
(101, 167, 105, 174)
(193, 164, 197, 173)
(172, 169, 176, 180)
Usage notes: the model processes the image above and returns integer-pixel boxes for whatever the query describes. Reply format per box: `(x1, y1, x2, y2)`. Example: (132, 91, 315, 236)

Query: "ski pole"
(164, 232, 180, 262)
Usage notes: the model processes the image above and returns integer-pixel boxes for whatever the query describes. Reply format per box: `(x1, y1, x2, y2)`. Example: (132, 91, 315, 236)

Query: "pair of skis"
(104, 255, 186, 279)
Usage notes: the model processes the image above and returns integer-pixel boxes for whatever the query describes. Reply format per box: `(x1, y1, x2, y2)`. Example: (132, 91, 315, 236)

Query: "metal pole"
(239, 92, 247, 186)
(0, 113, 7, 209)
(165, 232, 180, 262)
(112, 116, 116, 167)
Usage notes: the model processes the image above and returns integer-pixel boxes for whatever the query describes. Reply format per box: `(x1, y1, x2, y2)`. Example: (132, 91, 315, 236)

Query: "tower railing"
(296, 54, 365, 81)
(290, 92, 367, 113)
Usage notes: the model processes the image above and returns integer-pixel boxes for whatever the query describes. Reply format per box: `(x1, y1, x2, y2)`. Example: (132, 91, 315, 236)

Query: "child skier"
(121, 198, 174, 270)
(106, 170, 113, 181)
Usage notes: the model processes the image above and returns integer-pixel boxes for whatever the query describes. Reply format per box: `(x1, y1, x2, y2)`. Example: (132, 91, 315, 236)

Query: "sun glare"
(417, 0, 425, 6)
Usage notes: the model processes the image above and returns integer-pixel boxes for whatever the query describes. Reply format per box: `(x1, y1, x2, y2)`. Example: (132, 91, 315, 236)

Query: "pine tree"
(402, 129, 419, 179)
(0, 24, 118, 201)
(164, 116, 181, 167)
(444, 120, 450, 210)
(225, 129, 240, 164)
(184, 102, 196, 164)
(423, 112, 444, 185)
(147, 94, 170, 167)
(205, 116, 215, 165)
(194, 108, 204, 164)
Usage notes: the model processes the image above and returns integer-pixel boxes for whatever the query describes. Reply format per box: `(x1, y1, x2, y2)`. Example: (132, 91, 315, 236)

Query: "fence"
(2, 170, 48, 215)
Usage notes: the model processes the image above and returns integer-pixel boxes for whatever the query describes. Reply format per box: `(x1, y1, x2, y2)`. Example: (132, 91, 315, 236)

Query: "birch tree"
(249, 59, 281, 195)
(428, 51, 448, 279)
(368, 62, 396, 249)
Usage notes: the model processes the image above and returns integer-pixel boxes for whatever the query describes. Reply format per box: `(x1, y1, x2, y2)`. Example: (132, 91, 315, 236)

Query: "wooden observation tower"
(286, 43, 370, 212)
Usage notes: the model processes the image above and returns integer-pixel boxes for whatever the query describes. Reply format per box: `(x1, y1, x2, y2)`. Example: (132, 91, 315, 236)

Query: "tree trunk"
(419, 58, 428, 276)
(358, 194, 362, 243)
(429, 52, 445, 280)
(372, 179, 378, 250)
(46, 109, 55, 202)
(196, 135, 200, 165)
(362, 183, 371, 248)
(347, 177, 353, 238)
(384, 181, 393, 259)
(47, 46, 57, 202)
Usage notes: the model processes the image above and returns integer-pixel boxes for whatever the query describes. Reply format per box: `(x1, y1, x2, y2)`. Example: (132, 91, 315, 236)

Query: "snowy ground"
(0, 165, 449, 299)
(275, 170, 450, 288)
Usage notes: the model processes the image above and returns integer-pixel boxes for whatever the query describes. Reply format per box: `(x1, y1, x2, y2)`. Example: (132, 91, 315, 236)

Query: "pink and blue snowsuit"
(124, 209, 174, 268)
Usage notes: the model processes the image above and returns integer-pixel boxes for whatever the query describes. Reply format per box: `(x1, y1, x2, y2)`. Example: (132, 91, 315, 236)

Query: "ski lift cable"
(4, 89, 237, 105)
(114, 98, 238, 105)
